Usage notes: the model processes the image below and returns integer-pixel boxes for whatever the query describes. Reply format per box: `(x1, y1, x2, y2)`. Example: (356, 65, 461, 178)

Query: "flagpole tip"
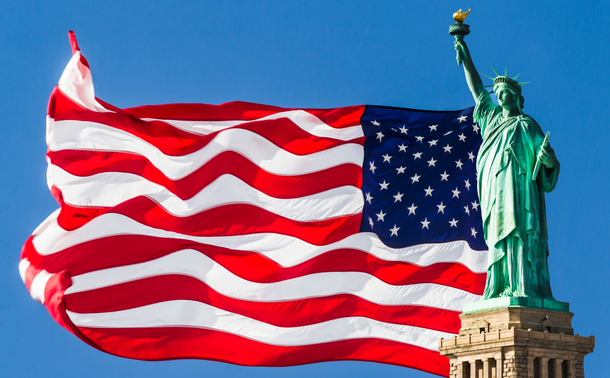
(68, 31, 79, 55)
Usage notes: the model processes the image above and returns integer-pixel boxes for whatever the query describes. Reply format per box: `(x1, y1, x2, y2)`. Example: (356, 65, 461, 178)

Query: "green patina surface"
(462, 297, 570, 314)
(473, 92, 559, 300)
(451, 14, 561, 306)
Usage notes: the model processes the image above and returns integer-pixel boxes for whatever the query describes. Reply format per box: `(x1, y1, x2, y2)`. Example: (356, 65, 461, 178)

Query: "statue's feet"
(499, 288, 513, 297)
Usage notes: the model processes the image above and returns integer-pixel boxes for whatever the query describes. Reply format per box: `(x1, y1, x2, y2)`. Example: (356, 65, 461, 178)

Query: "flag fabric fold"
(20, 33, 488, 377)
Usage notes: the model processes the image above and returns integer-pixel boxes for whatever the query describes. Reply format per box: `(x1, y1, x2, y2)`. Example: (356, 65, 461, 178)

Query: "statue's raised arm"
(454, 40, 484, 102)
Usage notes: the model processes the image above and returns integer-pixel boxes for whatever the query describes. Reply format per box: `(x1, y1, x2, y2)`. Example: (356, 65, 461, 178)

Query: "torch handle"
(455, 35, 464, 66)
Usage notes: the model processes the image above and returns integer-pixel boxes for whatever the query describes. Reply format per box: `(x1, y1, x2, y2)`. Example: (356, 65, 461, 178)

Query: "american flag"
(20, 33, 487, 377)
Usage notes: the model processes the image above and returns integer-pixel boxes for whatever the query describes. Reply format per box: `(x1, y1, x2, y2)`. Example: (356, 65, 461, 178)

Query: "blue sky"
(1, 1, 607, 377)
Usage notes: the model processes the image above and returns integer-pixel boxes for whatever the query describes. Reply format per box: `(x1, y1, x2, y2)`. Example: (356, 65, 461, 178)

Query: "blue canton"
(360, 105, 487, 251)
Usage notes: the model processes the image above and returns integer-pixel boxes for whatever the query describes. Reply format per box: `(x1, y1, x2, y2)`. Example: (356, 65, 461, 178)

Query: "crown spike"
(489, 65, 501, 77)
(482, 73, 496, 81)
(513, 73, 521, 80)
(517, 82, 530, 86)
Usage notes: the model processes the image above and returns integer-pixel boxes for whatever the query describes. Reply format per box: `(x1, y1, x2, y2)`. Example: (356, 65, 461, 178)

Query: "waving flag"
(19, 33, 488, 377)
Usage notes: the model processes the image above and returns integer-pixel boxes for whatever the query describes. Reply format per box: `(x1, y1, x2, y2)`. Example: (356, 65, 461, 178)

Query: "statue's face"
(494, 83, 519, 109)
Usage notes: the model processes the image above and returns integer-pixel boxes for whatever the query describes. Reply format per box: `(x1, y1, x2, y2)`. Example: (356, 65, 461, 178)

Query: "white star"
(456, 159, 464, 169)
(458, 115, 468, 123)
(410, 173, 421, 183)
(393, 192, 404, 202)
(382, 154, 392, 163)
(458, 133, 467, 142)
(399, 125, 408, 134)
(369, 161, 377, 173)
(421, 218, 430, 229)
(428, 139, 438, 147)
(437, 202, 446, 214)
(449, 218, 458, 227)
(365, 192, 373, 204)
(369, 217, 374, 227)
(440, 171, 449, 181)
(427, 157, 437, 167)
(376, 132, 384, 142)
(429, 124, 438, 132)
(407, 203, 417, 215)
(464, 205, 470, 215)
(413, 152, 422, 160)
(443, 144, 453, 153)
(452, 187, 461, 198)
(444, 130, 453, 136)
(468, 151, 475, 161)
(376, 210, 386, 222)
(390, 224, 400, 237)
(398, 144, 408, 152)
(379, 180, 389, 190)
(471, 227, 478, 238)
(464, 179, 471, 190)
(424, 186, 434, 197)
(372, 120, 380, 126)
(396, 166, 406, 174)
(415, 136, 424, 143)
(473, 124, 480, 133)
(472, 201, 480, 211)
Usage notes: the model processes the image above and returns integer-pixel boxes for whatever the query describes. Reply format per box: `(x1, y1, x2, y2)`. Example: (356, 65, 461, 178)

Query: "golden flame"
(453, 8, 471, 23)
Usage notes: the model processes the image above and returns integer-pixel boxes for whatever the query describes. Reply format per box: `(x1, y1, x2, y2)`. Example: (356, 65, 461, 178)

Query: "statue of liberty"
(453, 34, 560, 300)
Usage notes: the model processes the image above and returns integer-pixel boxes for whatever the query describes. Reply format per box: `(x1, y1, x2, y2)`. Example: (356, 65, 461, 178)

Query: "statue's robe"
(474, 91, 559, 299)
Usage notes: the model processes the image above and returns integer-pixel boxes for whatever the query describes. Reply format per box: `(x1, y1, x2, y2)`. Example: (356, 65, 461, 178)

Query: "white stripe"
(30, 270, 54, 304)
(56, 52, 109, 114)
(67, 300, 453, 351)
(47, 118, 364, 180)
(32, 212, 488, 273)
(143, 110, 364, 140)
(33, 208, 61, 236)
(48, 167, 363, 221)
(18, 259, 30, 284)
(64, 249, 481, 310)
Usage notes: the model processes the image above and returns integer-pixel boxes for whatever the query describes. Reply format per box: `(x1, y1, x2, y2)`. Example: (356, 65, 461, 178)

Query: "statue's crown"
(483, 66, 529, 95)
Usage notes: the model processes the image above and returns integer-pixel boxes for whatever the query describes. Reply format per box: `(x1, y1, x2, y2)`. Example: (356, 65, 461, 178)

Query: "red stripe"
(20, 236, 34, 261)
(123, 101, 365, 129)
(57, 204, 107, 230)
(55, 199, 362, 245)
(64, 274, 462, 333)
(77, 326, 448, 376)
(48, 186, 107, 230)
(24, 235, 484, 293)
(68, 31, 79, 54)
(50, 90, 364, 156)
(48, 150, 363, 200)
(66, 32, 90, 68)
(24, 262, 43, 291)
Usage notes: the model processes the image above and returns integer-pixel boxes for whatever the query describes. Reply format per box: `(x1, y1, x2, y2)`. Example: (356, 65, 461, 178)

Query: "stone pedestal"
(439, 304, 594, 377)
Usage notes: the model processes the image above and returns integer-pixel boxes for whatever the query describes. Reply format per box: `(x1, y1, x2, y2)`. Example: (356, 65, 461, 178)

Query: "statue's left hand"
(537, 145, 556, 169)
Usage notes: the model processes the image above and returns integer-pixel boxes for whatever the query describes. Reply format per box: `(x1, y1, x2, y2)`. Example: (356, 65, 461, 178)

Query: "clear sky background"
(1, 1, 607, 377)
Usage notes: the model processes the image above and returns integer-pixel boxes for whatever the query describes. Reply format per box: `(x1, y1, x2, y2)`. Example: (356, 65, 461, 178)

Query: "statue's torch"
(449, 9, 471, 66)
